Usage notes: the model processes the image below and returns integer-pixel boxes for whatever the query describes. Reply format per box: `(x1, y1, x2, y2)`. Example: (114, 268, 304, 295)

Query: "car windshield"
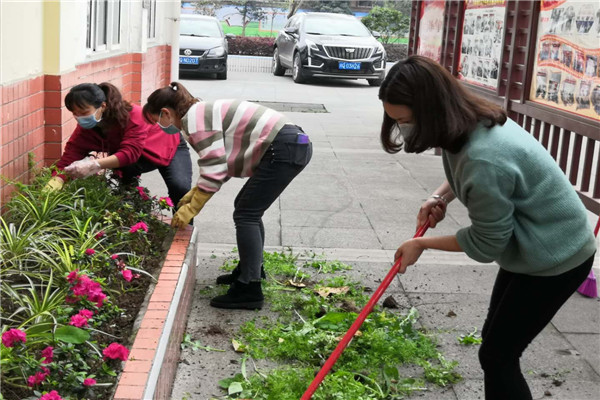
(180, 19, 222, 37)
(304, 16, 371, 37)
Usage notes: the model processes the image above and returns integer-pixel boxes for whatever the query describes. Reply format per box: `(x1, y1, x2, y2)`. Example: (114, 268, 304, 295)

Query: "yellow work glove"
(43, 176, 65, 192)
(171, 187, 214, 228)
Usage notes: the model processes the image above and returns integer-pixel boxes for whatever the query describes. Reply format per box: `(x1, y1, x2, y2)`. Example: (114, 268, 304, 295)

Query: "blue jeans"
(234, 125, 312, 283)
(119, 134, 192, 208)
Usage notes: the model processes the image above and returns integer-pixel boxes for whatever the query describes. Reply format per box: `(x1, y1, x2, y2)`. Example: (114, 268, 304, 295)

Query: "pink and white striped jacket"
(181, 100, 289, 193)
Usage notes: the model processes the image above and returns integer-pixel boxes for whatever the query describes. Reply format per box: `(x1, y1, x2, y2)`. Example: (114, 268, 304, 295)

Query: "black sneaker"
(210, 281, 264, 310)
(216, 265, 266, 285)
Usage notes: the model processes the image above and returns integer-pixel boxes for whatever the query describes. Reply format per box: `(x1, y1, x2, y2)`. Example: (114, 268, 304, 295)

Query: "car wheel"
(292, 53, 306, 84)
(272, 48, 285, 76)
(367, 78, 382, 87)
(217, 70, 227, 80)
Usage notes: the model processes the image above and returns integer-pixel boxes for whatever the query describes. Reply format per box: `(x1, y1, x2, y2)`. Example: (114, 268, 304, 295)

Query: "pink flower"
(136, 186, 150, 201)
(70, 275, 107, 308)
(111, 254, 119, 260)
(85, 248, 95, 256)
(65, 295, 79, 304)
(159, 197, 174, 208)
(70, 314, 89, 328)
(83, 377, 96, 387)
(79, 309, 94, 319)
(66, 270, 79, 284)
(27, 370, 49, 387)
(121, 269, 133, 282)
(134, 273, 141, 279)
(129, 221, 148, 233)
(102, 342, 129, 361)
(95, 231, 105, 239)
(2, 328, 26, 347)
(94, 292, 107, 308)
(39, 391, 62, 400)
(41, 346, 54, 364)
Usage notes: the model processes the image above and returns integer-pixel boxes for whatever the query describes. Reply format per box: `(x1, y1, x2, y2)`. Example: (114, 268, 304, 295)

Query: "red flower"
(83, 378, 96, 387)
(129, 222, 148, 233)
(121, 269, 133, 282)
(102, 342, 129, 361)
(111, 254, 119, 260)
(95, 231, 105, 239)
(1, 328, 26, 347)
(136, 186, 150, 201)
(39, 391, 62, 400)
(70, 314, 88, 328)
(41, 346, 54, 364)
(85, 248, 95, 256)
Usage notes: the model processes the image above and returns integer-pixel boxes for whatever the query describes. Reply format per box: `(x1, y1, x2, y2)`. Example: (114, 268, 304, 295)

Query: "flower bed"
(0, 171, 177, 400)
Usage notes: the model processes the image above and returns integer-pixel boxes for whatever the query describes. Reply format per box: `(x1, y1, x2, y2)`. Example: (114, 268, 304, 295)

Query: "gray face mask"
(396, 123, 415, 139)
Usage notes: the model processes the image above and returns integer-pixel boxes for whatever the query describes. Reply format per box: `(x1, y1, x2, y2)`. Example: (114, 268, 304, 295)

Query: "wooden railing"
(410, 0, 600, 215)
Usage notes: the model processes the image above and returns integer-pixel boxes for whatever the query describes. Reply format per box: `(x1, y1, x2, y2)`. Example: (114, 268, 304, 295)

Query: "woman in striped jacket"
(143, 82, 312, 310)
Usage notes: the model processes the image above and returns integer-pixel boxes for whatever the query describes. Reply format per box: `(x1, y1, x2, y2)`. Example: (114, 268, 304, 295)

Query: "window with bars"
(86, 0, 121, 52)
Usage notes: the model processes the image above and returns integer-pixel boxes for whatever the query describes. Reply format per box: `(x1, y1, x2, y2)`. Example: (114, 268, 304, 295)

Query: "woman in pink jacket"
(46, 82, 191, 206)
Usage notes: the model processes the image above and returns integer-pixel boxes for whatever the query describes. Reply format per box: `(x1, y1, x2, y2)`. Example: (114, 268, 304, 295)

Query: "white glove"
(64, 157, 102, 179)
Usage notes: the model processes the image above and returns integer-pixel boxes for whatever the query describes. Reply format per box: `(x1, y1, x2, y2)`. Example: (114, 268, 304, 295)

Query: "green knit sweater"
(442, 118, 596, 276)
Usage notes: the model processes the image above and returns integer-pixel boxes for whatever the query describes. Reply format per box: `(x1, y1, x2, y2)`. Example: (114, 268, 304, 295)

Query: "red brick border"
(113, 225, 196, 400)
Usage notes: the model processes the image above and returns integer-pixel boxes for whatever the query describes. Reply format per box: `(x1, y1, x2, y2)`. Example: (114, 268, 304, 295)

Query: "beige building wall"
(0, 0, 45, 84)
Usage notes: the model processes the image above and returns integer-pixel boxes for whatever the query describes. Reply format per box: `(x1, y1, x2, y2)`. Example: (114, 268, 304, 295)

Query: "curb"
(113, 224, 197, 400)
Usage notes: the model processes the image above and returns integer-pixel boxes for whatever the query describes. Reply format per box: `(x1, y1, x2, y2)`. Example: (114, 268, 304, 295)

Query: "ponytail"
(98, 82, 132, 129)
(65, 82, 132, 129)
(142, 82, 199, 123)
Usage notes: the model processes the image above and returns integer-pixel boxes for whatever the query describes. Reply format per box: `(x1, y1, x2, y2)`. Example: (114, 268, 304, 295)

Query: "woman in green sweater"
(380, 56, 596, 400)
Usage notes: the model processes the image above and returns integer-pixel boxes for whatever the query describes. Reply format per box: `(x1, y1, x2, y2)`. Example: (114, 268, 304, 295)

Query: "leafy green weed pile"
(205, 250, 461, 399)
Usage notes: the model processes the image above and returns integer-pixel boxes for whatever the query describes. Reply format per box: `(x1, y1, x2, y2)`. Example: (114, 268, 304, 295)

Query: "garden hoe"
(301, 222, 430, 399)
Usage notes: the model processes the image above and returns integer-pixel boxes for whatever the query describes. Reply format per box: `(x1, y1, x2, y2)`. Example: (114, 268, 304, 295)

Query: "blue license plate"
(338, 62, 361, 70)
(179, 57, 199, 65)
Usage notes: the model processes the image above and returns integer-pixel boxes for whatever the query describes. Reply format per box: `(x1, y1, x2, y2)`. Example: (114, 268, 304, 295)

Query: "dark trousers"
(120, 134, 192, 208)
(233, 125, 312, 284)
(479, 254, 595, 399)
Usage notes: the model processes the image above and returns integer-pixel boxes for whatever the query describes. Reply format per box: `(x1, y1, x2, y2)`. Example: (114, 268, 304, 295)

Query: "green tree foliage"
(303, 0, 353, 15)
(361, 6, 409, 44)
(190, 0, 218, 17)
(232, 1, 268, 37)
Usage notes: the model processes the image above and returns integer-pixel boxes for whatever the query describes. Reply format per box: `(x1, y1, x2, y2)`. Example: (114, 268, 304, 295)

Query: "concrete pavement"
(140, 66, 600, 400)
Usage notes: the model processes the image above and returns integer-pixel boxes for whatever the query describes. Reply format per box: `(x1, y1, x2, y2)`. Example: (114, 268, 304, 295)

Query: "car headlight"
(207, 46, 225, 57)
(374, 43, 385, 55)
(305, 39, 319, 54)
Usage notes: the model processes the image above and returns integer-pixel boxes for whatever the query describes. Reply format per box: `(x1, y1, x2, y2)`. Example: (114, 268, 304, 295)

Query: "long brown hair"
(142, 82, 199, 123)
(378, 56, 507, 154)
(65, 82, 132, 128)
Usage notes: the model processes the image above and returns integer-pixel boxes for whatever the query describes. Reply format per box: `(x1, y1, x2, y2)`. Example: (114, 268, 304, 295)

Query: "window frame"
(86, 0, 122, 54)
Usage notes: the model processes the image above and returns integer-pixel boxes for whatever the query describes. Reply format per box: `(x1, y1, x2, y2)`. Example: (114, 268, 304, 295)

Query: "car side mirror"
(284, 26, 299, 35)
(371, 31, 381, 39)
(225, 33, 236, 39)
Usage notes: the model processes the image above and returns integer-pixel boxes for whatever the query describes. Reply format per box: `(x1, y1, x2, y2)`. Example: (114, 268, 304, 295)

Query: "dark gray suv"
(179, 15, 230, 80)
(272, 13, 386, 86)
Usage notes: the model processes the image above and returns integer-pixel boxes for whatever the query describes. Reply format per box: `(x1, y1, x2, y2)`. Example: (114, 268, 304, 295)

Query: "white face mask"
(396, 123, 415, 139)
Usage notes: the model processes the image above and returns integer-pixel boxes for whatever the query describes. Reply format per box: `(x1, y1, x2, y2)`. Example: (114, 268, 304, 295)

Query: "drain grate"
(248, 101, 328, 113)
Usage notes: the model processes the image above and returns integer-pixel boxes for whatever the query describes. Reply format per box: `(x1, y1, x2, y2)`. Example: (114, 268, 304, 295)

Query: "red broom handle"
(594, 215, 600, 237)
(301, 222, 430, 399)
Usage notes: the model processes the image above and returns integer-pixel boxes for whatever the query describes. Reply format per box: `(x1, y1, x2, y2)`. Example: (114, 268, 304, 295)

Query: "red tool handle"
(594, 215, 600, 237)
(301, 222, 430, 399)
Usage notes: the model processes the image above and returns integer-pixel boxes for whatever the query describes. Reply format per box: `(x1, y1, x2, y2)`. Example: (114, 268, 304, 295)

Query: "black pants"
(119, 134, 192, 208)
(233, 125, 312, 284)
(479, 254, 595, 399)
